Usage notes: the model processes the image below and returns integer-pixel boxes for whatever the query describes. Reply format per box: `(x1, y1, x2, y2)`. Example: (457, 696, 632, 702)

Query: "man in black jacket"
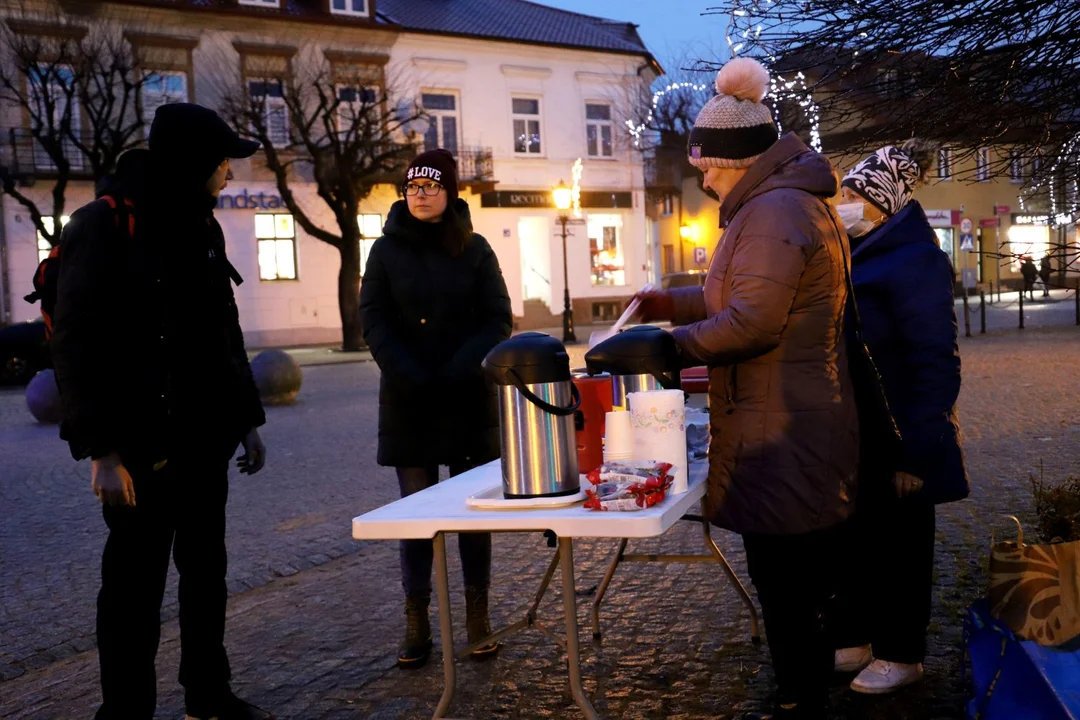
(51, 104, 272, 720)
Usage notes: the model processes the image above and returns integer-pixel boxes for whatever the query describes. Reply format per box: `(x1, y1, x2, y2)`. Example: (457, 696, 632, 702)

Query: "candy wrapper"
(583, 460, 675, 511)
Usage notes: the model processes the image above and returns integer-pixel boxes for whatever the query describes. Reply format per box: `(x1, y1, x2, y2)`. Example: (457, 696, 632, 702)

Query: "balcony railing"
(2, 127, 88, 178)
(456, 146, 494, 182)
(644, 154, 682, 192)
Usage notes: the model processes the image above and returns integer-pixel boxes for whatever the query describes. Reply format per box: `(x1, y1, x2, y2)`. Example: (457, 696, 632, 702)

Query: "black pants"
(94, 456, 232, 720)
(397, 465, 491, 597)
(743, 528, 837, 714)
(831, 497, 936, 664)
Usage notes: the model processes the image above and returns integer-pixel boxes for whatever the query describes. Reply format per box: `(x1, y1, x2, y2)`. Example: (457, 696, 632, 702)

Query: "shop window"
(585, 103, 614, 158)
(255, 213, 297, 280)
(142, 71, 188, 132)
(976, 147, 991, 182)
(330, 0, 368, 16)
(248, 79, 289, 148)
(1007, 224, 1049, 271)
(37, 215, 70, 262)
(934, 227, 955, 270)
(588, 214, 625, 286)
(511, 97, 542, 155)
(937, 148, 952, 181)
(422, 92, 459, 155)
(358, 212, 382, 275)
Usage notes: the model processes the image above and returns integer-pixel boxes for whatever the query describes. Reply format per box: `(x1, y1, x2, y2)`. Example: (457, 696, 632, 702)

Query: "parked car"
(0, 319, 50, 386)
(660, 270, 707, 290)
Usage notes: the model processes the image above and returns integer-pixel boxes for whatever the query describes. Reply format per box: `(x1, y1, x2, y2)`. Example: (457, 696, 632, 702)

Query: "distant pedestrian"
(833, 139, 970, 695)
(1021, 256, 1038, 300)
(360, 149, 513, 669)
(1039, 255, 1053, 297)
(51, 104, 272, 719)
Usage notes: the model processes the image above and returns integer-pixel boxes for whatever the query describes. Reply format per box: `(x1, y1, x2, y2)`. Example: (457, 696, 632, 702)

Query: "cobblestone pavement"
(2, 326, 1079, 719)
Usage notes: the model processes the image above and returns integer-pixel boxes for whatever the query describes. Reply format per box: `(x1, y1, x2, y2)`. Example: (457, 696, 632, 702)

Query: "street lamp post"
(552, 179, 577, 344)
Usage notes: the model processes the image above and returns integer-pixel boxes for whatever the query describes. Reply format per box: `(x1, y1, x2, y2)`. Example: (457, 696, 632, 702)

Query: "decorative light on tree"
(724, 0, 823, 152)
(625, 81, 711, 148)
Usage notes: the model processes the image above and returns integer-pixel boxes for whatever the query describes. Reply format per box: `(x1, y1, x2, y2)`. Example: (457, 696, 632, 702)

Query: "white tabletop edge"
(352, 459, 707, 540)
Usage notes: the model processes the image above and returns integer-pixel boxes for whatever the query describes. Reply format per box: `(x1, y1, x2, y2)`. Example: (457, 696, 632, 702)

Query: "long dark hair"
(439, 198, 473, 257)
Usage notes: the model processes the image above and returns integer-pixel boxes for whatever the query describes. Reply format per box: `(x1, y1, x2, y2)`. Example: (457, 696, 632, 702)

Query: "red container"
(572, 373, 613, 474)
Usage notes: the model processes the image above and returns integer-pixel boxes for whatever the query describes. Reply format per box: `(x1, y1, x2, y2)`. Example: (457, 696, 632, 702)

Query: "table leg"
(590, 538, 628, 640)
(559, 536, 600, 720)
(702, 521, 761, 644)
(432, 532, 457, 719)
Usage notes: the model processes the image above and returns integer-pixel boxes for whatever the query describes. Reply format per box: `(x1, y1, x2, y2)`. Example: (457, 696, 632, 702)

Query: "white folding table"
(352, 460, 759, 719)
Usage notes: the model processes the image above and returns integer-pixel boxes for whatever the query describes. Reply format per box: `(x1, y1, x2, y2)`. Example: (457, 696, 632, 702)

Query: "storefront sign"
(1011, 212, 1077, 226)
(979, 217, 1000, 228)
(995, 204, 1011, 215)
(480, 190, 633, 209)
(217, 189, 284, 210)
(924, 209, 953, 228)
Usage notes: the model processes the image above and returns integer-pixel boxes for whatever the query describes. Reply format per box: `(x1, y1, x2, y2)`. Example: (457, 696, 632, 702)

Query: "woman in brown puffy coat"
(635, 57, 859, 720)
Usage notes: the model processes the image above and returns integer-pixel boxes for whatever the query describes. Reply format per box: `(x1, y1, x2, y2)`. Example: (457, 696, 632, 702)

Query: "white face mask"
(836, 202, 876, 237)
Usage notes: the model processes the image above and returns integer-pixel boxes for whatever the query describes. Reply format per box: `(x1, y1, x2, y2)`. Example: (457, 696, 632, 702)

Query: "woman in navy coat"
(831, 139, 969, 695)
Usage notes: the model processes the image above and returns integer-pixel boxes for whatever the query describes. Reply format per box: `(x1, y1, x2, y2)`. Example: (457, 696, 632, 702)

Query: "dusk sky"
(535, 0, 732, 74)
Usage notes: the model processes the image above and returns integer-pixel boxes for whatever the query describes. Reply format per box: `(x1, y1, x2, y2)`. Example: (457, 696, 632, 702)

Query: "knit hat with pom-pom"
(688, 57, 778, 169)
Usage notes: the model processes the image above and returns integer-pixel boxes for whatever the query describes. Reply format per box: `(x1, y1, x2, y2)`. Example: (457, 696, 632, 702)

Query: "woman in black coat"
(832, 139, 969, 695)
(359, 149, 512, 668)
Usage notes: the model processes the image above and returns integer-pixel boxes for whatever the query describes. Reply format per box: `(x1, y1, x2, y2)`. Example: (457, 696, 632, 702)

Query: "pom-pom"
(715, 57, 770, 102)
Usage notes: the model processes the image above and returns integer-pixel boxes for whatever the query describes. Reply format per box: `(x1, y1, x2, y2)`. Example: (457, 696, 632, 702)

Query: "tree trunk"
(338, 235, 364, 351)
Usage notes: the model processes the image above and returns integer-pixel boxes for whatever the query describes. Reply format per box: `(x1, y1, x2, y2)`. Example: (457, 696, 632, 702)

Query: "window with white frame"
(248, 79, 289, 148)
(1009, 150, 1024, 183)
(37, 215, 70, 262)
(336, 84, 378, 134)
(512, 97, 542, 155)
(587, 214, 626, 286)
(585, 102, 614, 158)
(330, 0, 369, 17)
(976, 147, 991, 182)
(937, 147, 953, 181)
(142, 71, 188, 131)
(28, 65, 81, 171)
(661, 194, 674, 217)
(421, 92, 459, 155)
(358, 213, 382, 275)
(255, 213, 297, 280)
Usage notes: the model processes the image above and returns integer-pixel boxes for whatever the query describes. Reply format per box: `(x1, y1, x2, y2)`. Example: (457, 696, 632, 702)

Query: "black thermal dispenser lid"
(584, 325, 681, 377)
(483, 332, 572, 386)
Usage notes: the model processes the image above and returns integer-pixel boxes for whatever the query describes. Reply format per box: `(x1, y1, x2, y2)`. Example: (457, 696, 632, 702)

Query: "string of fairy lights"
(1017, 130, 1080, 225)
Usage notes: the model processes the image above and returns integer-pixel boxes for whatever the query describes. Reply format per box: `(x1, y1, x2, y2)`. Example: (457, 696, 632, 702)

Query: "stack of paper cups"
(628, 389, 688, 493)
(603, 409, 634, 463)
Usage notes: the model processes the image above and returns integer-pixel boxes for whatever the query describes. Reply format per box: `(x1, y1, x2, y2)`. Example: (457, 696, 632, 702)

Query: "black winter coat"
(360, 199, 512, 467)
(848, 201, 969, 504)
(51, 155, 265, 466)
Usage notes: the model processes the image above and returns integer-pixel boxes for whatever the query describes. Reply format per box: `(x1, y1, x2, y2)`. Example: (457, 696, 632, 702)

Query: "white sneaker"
(834, 645, 873, 673)
(850, 659, 924, 694)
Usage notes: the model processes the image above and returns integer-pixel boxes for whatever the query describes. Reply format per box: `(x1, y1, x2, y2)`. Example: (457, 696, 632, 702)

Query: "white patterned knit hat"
(841, 146, 921, 217)
(687, 57, 778, 169)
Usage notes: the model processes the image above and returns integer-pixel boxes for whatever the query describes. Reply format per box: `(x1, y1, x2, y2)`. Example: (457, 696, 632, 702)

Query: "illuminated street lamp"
(552, 179, 577, 343)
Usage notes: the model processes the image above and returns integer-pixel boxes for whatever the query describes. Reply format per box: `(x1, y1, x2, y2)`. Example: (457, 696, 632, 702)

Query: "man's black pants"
(743, 528, 838, 715)
(94, 455, 232, 720)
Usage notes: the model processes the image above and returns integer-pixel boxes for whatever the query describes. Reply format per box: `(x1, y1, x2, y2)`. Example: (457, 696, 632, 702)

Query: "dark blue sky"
(535, 1, 731, 73)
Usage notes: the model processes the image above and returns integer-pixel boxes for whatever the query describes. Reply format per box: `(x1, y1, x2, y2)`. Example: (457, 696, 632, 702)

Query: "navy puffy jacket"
(848, 200, 969, 504)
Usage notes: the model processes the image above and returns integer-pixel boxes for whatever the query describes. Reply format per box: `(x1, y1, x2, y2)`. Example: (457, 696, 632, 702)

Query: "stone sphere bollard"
(26, 369, 63, 424)
(251, 349, 303, 406)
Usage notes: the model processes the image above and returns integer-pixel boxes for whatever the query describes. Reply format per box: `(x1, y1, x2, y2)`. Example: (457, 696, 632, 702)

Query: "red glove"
(630, 290, 676, 323)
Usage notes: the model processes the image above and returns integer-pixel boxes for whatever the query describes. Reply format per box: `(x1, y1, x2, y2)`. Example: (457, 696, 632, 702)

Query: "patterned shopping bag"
(988, 516, 1080, 648)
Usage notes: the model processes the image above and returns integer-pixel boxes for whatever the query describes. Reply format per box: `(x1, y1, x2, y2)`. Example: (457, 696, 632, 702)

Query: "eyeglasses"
(403, 182, 444, 197)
